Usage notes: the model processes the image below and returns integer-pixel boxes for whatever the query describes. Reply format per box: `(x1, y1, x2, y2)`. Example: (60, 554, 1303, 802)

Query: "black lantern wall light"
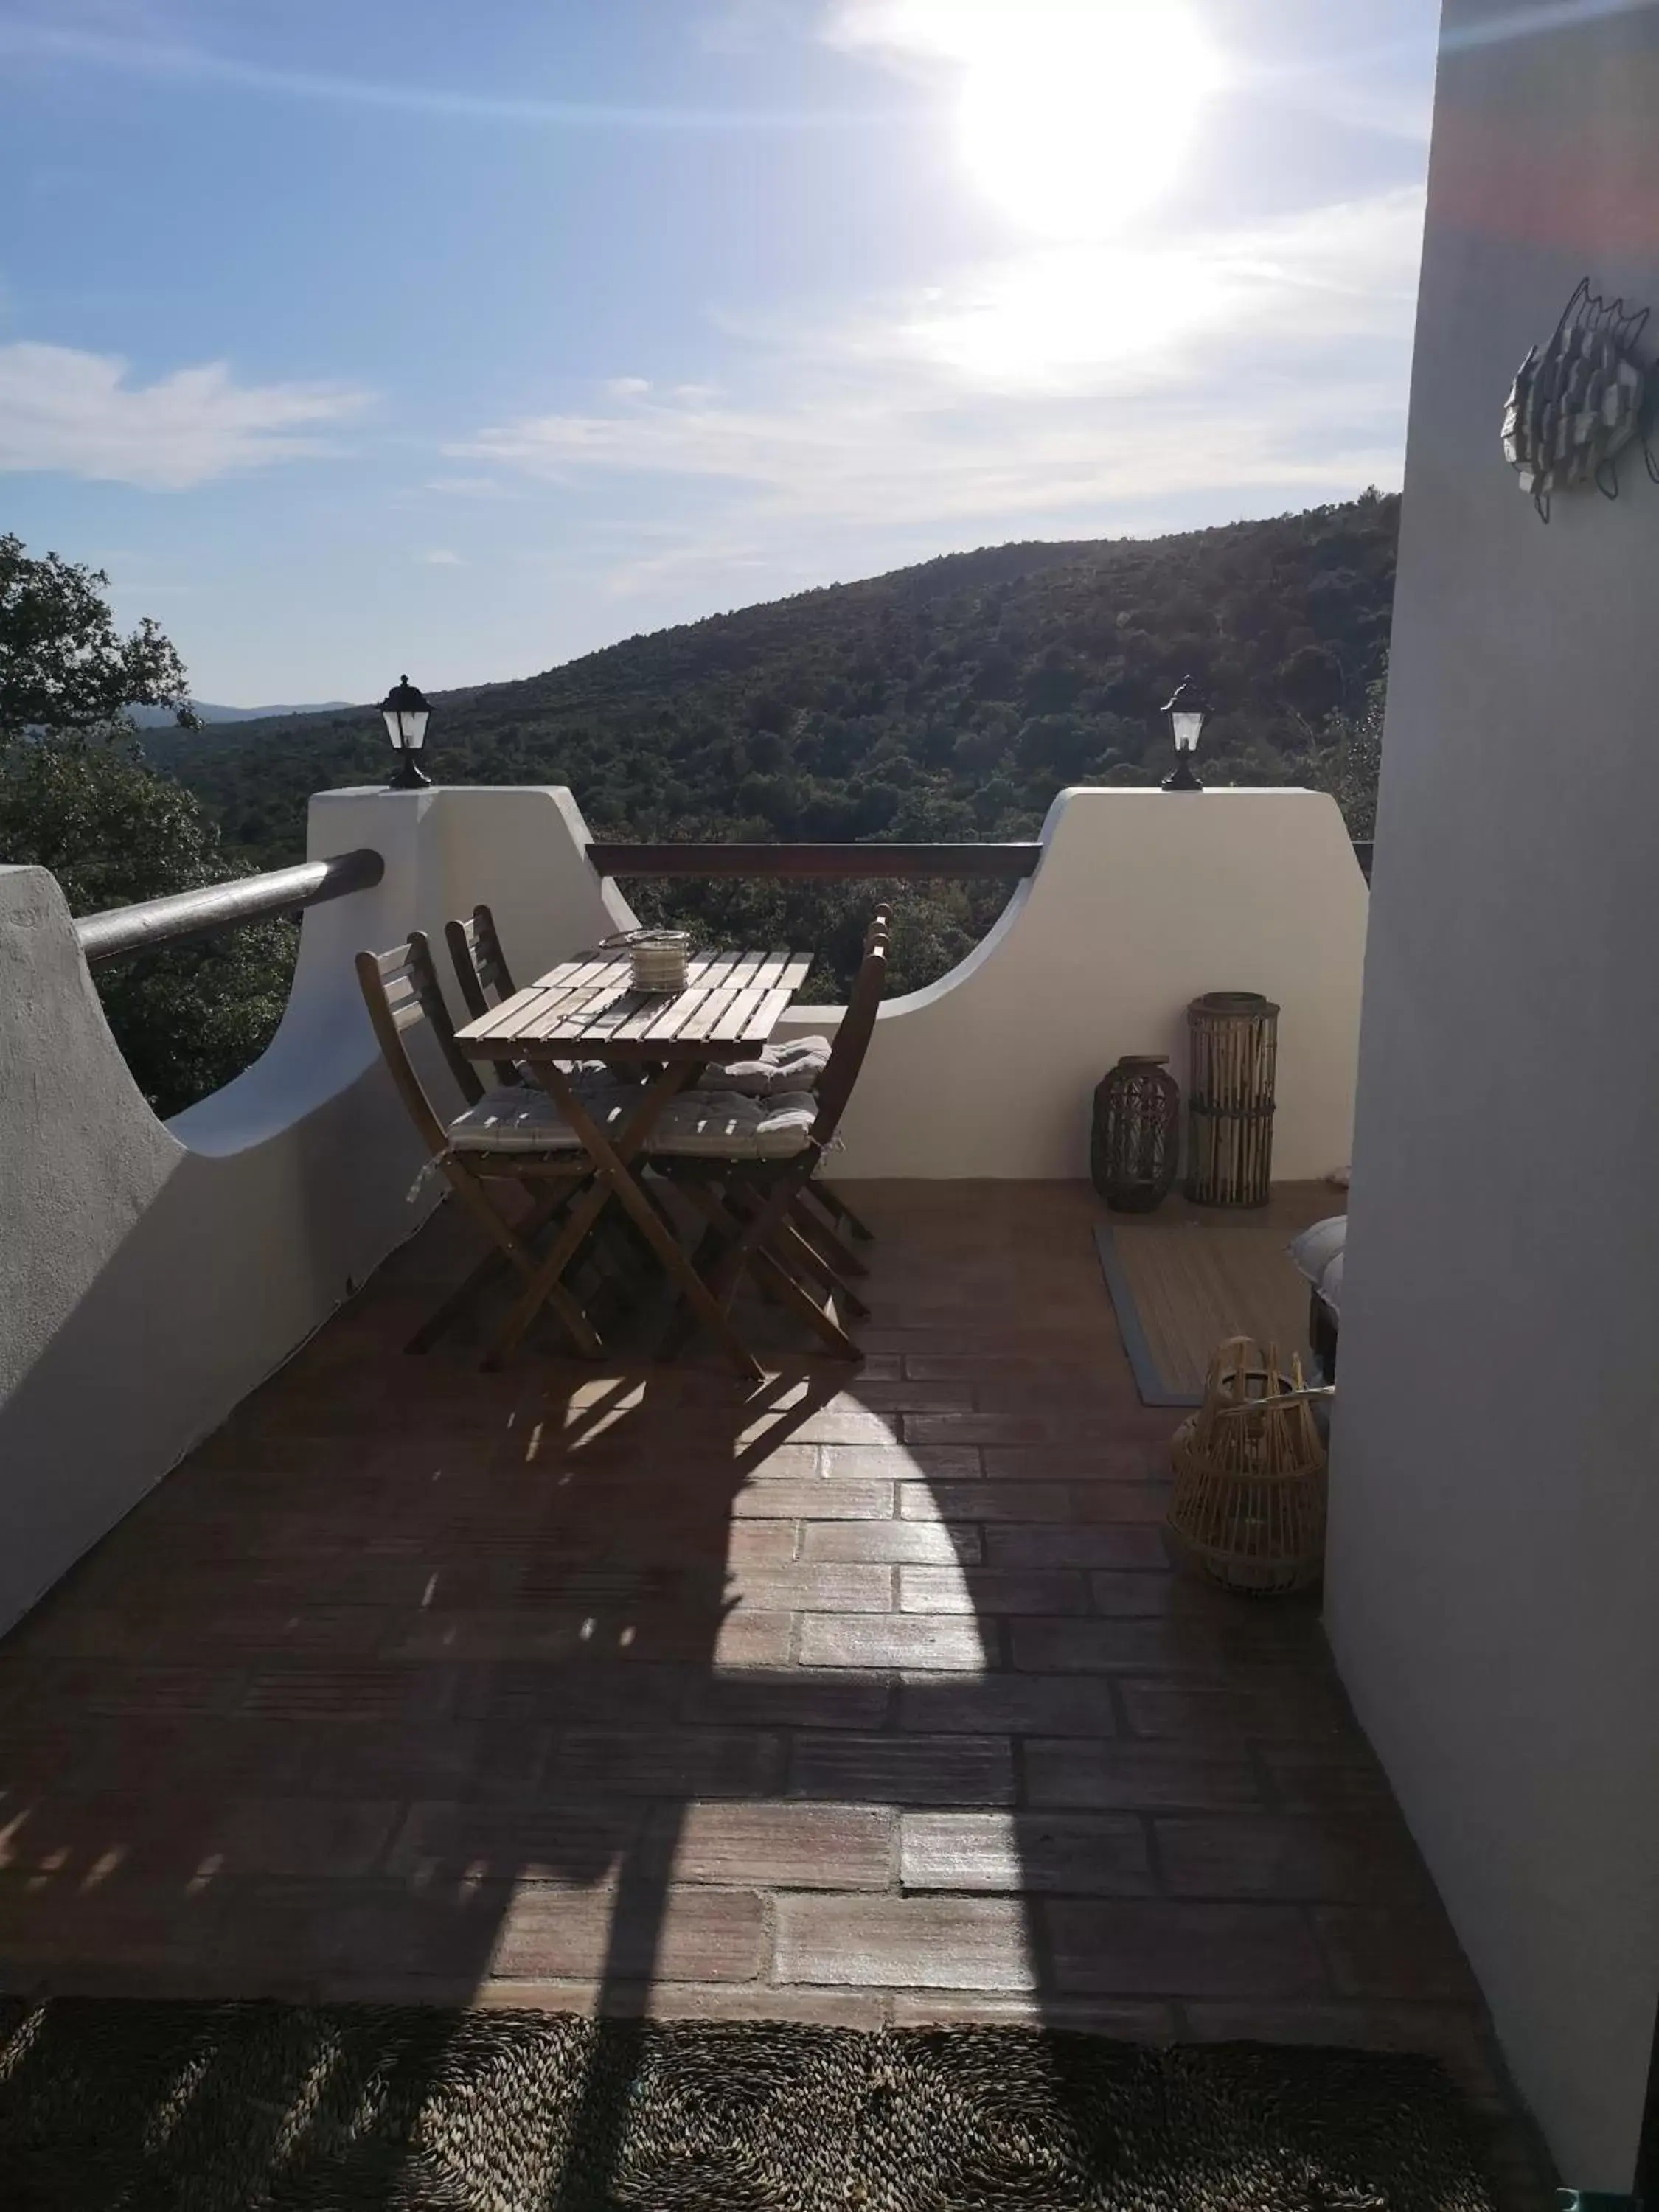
(380, 675, 432, 790)
(1161, 676, 1208, 792)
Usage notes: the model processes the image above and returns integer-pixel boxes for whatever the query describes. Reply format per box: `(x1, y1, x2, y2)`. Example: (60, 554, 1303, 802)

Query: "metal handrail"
(74, 848, 385, 968)
(585, 841, 1043, 880)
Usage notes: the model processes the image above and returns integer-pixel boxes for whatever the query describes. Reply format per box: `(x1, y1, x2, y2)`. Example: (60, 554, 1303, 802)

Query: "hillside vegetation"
(150, 494, 1396, 997)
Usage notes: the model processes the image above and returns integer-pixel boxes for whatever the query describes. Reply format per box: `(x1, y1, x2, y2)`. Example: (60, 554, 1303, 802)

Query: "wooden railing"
(585, 841, 1043, 881)
(69, 829, 1369, 968)
(591, 838, 1375, 885)
(75, 849, 385, 968)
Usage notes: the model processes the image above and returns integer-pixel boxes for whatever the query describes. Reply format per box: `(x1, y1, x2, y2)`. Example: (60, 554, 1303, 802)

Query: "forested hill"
(150, 493, 1397, 868)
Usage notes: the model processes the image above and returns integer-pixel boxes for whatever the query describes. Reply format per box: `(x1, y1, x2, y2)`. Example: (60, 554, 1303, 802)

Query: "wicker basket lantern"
(1167, 1335, 1328, 1596)
(1186, 991, 1279, 1208)
(1091, 1054, 1180, 1213)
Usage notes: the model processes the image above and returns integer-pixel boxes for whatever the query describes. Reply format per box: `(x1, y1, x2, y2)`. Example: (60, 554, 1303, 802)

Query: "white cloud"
(603, 375, 653, 397)
(448, 186, 1422, 559)
(422, 547, 463, 565)
(0, 343, 369, 489)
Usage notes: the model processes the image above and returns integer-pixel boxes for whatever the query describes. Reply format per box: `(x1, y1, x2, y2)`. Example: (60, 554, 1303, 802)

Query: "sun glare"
(942, 0, 1222, 239)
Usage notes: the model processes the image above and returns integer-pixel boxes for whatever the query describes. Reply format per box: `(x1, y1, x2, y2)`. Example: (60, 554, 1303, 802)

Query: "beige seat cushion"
(649, 1089, 818, 1161)
(448, 1083, 636, 1155)
(710, 1037, 832, 1097)
(1288, 1215, 1347, 1320)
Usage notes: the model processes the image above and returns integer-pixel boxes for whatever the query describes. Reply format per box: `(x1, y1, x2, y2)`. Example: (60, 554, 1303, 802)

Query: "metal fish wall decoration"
(1502, 278, 1659, 522)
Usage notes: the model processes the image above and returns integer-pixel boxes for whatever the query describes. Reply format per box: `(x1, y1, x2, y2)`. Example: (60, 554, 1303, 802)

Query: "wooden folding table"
(453, 947, 812, 1376)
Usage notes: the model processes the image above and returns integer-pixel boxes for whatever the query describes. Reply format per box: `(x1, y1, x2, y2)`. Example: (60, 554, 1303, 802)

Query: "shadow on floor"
(0, 1183, 1538, 2206)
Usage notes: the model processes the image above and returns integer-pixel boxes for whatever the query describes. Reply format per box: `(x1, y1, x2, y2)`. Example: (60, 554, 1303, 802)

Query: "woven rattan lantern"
(1186, 991, 1279, 1207)
(1091, 1054, 1180, 1212)
(1168, 1335, 1328, 1596)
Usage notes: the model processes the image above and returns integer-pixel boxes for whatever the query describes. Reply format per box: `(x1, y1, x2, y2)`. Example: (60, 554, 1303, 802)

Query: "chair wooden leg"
(808, 1183, 875, 1244)
(437, 1162, 605, 1360)
(774, 1217, 872, 1323)
(405, 1182, 575, 1354)
(676, 1180, 802, 1318)
(484, 1178, 614, 1370)
(750, 1247, 862, 1360)
(488, 1062, 763, 1382)
(786, 1195, 869, 1281)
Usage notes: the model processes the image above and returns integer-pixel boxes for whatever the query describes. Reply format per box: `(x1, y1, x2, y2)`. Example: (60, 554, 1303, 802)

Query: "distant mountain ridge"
(130, 700, 352, 728)
(146, 498, 1397, 872)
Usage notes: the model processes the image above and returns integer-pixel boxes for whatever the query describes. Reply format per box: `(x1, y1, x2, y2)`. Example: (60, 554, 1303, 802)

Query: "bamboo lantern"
(1167, 1335, 1328, 1596)
(1185, 992, 1279, 1207)
(1091, 1054, 1180, 1212)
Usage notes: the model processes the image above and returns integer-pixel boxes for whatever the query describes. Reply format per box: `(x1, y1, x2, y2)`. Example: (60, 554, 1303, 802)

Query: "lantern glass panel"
(383, 706, 428, 751)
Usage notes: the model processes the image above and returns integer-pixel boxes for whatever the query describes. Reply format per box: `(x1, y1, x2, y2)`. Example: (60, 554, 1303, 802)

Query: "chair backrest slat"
(410, 931, 485, 1106)
(810, 938, 886, 1147)
(356, 946, 449, 1153)
(356, 931, 485, 1166)
(445, 905, 523, 1090)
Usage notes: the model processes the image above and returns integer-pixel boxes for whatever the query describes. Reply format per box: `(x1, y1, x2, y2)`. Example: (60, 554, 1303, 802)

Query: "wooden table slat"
(688, 949, 745, 987)
(490, 973, 620, 1046)
(637, 981, 726, 1043)
(580, 990, 665, 1043)
(521, 981, 632, 1044)
(721, 978, 775, 1041)
(749, 984, 799, 1045)
(456, 944, 810, 1059)
(746, 950, 791, 993)
(613, 989, 701, 1042)
(675, 983, 753, 1044)
(460, 978, 559, 1043)
(458, 956, 622, 1044)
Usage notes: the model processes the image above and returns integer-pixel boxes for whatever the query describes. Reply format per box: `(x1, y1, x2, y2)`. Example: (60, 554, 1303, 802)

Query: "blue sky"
(0, 0, 1441, 703)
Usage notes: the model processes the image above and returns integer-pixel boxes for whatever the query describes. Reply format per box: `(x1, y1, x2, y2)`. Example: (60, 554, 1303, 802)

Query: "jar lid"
(600, 928, 692, 950)
(1189, 992, 1280, 1018)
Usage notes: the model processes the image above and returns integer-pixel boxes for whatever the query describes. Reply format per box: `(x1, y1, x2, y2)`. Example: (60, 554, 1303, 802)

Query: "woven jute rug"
(1096, 1221, 1318, 1407)
(0, 1999, 1498, 2211)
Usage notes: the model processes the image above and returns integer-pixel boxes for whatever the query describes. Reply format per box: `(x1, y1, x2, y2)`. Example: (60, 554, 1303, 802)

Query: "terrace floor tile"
(0, 1178, 1517, 2184)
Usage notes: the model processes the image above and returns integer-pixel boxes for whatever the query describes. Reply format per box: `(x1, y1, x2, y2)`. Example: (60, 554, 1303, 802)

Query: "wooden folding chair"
(444, 905, 524, 1091)
(798, 905, 888, 1252)
(650, 937, 888, 1361)
(356, 933, 604, 1360)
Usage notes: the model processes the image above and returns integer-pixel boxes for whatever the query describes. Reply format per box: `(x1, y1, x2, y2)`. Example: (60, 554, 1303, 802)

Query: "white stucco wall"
(0, 786, 632, 1638)
(775, 786, 1366, 1183)
(1, 775, 1363, 1640)
(1324, 0, 1659, 2188)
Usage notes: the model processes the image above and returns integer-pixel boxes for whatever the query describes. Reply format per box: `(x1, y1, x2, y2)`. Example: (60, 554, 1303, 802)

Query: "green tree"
(0, 535, 296, 1117)
(1308, 667, 1385, 839)
(0, 533, 194, 737)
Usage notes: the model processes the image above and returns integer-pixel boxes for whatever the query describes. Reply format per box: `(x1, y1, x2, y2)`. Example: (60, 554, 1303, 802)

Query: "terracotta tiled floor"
(0, 1181, 1538, 2184)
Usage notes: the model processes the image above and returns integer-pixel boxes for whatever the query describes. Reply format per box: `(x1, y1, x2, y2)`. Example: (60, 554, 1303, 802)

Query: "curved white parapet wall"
(0, 786, 633, 1638)
(773, 786, 1368, 1183)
